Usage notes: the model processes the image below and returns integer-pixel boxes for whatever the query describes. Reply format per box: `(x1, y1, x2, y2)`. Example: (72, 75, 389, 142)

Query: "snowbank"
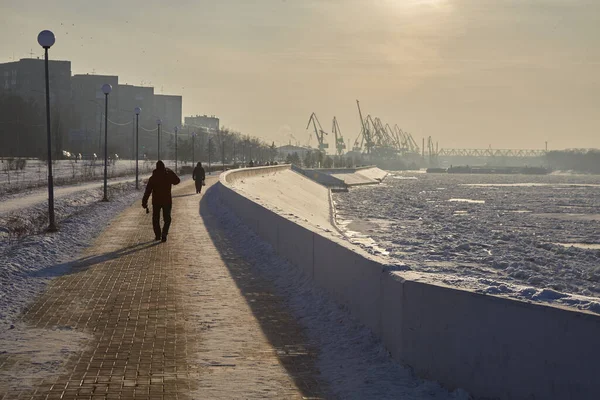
(217, 165, 600, 400)
(0, 176, 134, 215)
(0, 159, 158, 196)
(331, 166, 388, 186)
(227, 165, 335, 233)
(300, 166, 388, 186)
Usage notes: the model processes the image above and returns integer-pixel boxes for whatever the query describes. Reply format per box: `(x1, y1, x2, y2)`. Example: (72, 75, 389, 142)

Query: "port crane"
(427, 136, 438, 165)
(306, 112, 329, 152)
(354, 100, 373, 154)
(394, 125, 420, 154)
(332, 117, 346, 155)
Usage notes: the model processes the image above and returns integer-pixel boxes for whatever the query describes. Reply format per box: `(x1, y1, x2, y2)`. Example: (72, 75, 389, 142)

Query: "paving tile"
(0, 179, 329, 399)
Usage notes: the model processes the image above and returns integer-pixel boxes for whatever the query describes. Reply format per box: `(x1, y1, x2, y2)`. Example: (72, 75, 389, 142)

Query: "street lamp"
(134, 107, 141, 189)
(208, 137, 212, 172)
(38, 30, 57, 232)
(156, 118, 162, 160)
(221, 131, 225, 172)
(191, 132, 196, 165)
(101, 83, 112, 201)
(174, 126, 178, 172)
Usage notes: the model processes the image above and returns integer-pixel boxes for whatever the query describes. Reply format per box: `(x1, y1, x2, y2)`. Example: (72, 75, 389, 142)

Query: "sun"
(384, 0, 450, 13)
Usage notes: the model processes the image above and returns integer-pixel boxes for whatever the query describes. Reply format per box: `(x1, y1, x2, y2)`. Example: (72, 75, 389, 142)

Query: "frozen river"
(333, 171, 600, 313)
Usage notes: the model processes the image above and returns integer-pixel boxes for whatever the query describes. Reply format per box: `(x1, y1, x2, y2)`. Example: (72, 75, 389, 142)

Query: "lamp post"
(156, 119, 162, 160)
(174, 126, 178, 172)
(134, 107, 141, 189)
(208, 137, 212, 172)
(191, 132, 196, 165)
(38, 30, 57, 232)
(101, 83, 112, 201)
(221, 132, 225, 172)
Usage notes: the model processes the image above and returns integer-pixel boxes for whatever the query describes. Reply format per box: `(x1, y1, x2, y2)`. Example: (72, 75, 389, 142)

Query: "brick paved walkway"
(0, 178, 328, 399)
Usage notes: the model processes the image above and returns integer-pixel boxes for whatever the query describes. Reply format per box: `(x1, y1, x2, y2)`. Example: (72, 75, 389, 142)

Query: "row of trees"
(0, 94, 45, 158)
(546, 150, 600, 174)
(161, 127, 279, 166)
(0, 92, 76, 160)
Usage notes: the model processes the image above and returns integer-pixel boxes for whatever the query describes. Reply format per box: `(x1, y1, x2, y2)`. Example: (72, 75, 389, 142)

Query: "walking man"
(142, 160, 181, 242)
(192, 162, 206, 194)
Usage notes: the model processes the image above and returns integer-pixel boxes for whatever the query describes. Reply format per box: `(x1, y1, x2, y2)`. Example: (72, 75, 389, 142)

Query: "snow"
(0, 158, 183, 196)
(207, 185, 470, 399)
(331, 167, 388, 186)
(0, 324, 91, 391)
(229, 168, 335, 232)
(0, 178, 150, 390)
(353, 166, 389, 182)
(0, 176, 135, 215)
(333, 171, 600, 313)
(0, 182, 144, 330)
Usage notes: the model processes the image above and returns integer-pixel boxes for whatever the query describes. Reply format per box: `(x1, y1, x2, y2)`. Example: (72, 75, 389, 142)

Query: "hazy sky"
(1, 0, 599, 150)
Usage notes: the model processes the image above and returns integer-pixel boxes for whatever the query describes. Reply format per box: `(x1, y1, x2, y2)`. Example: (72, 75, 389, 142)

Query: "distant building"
(118, 84, 155, 156)
(185, 115, 219, 132)
(0, 58, 184, 158)
(0, 58, 71, 107)
(0, 58, 73, 154)
(71, 74, 120, 152)
(154, 94, 182, 131)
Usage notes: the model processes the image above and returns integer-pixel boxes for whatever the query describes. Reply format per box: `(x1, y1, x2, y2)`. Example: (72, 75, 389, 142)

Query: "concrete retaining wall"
(291, 165, 348, 189)
(298, 166, 388, 187)
(217, 165, 600, 400)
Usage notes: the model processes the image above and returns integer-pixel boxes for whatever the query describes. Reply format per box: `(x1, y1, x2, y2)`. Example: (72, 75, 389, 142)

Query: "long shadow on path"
(29, 240, 159, 278)
(199, 186, 331, 399)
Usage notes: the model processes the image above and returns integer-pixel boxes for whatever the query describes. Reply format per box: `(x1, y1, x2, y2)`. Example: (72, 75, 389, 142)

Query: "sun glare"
(384, 0, 451, 13)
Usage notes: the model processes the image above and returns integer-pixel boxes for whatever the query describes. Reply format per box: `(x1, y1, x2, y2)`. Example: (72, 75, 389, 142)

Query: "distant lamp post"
(174, 126, 178, 172)
(38, 30, 57, 232)
(101, 83, 112, 201)
(156, 119, 162, 160)
(221, 132, 225, 172)
(208, 137, 212, 172)
(191, 132, 197, 165)
(134, 107, 141, 189)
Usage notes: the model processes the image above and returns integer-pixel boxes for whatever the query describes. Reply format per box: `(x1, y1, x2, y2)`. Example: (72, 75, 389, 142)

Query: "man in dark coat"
(192, 162, 206, 194)
(142, 160, 181, 242)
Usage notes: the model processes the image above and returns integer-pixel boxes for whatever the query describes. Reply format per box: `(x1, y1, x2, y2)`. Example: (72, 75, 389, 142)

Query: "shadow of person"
(29, 240, 160, 278)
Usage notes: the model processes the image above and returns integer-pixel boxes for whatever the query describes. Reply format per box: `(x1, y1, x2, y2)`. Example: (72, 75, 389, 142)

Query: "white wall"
(217, 165, 600, 400)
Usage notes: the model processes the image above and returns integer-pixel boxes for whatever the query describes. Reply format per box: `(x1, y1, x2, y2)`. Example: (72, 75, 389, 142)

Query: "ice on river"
(333, 171, 600, 313)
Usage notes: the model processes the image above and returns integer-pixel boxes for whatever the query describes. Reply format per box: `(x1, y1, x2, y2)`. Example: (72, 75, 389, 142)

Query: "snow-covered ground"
(0, 176, 135, 215)
(207, 186, 470, 400)
(333, 171, 600, 313)
(0, 158, 185, 195)
(0, 182, 144, 327)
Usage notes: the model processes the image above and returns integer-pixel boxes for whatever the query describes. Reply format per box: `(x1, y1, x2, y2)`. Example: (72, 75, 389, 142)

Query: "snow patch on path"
(0, 324, 91, 391)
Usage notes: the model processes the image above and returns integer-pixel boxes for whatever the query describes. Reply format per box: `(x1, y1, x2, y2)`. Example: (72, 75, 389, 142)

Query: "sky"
(1, 0, 599, 150)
